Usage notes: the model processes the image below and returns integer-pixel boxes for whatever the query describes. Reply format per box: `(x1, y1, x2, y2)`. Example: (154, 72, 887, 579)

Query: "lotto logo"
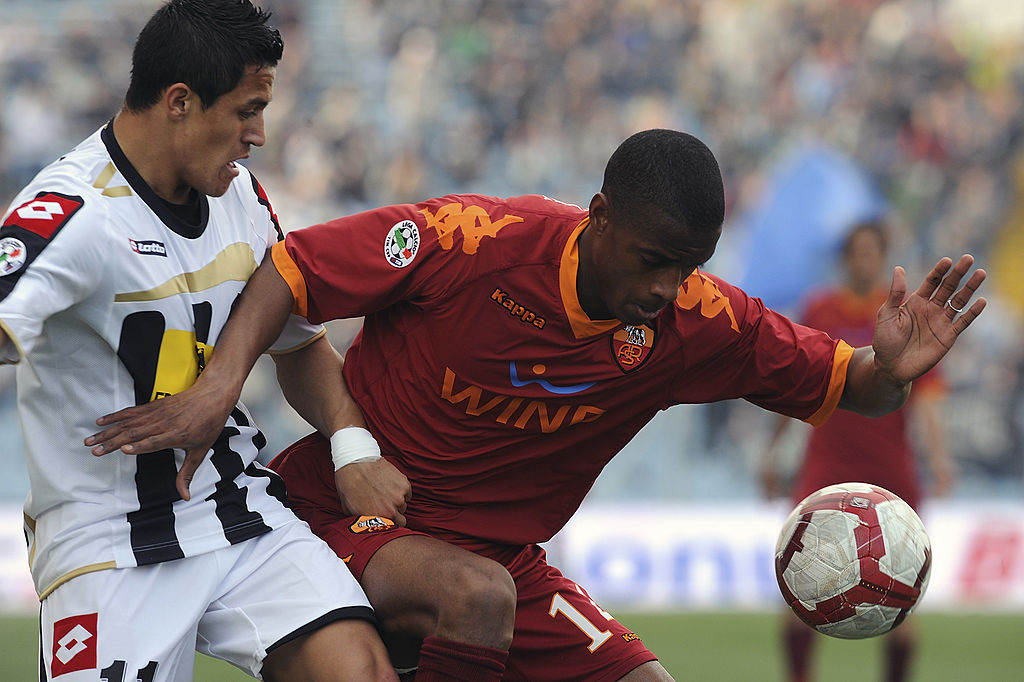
(51, 613, 97, 677)
(3, 192, 84, 239)
(17, 200, 65, 221)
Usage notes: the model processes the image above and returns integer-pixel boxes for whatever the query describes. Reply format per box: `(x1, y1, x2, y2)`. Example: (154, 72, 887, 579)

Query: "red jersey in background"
(791, 286, 945, 509)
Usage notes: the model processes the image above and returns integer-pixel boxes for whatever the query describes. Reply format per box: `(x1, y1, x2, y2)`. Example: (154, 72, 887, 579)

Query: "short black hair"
(124, 0, 284, 112)
(601, 129, 725, 232)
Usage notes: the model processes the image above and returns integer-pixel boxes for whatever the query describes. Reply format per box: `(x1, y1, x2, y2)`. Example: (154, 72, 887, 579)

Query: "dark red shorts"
(270, 434, 658, 681)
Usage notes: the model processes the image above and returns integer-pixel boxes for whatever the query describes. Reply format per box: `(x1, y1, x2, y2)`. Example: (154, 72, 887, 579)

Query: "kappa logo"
(350, 515, 397, 534)
(420, 202, 523, 255)
(129, 238, 167, 257)
(675, 272, 740, 332)
(384, 220, 420, 268)
(490, 287, 546, 329)
(0, 237, 27, 276)
(51, 613, 97, 676)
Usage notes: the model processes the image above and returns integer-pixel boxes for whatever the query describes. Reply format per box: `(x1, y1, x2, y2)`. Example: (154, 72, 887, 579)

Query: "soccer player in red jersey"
(762, 220, 956, 682)
(88, 129, 986, 681)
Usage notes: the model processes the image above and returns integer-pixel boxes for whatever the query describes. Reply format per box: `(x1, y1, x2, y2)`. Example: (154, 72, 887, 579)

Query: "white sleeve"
(0, 190, 107, 361)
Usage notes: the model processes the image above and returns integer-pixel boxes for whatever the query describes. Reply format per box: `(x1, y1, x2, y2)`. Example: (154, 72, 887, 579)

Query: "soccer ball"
(774, 482, 931, 639)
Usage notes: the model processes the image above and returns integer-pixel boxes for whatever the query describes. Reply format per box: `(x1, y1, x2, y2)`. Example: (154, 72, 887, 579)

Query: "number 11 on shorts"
(548, 585, 613, 652)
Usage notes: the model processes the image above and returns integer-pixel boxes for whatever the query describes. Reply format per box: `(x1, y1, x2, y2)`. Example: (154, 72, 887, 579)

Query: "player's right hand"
(334, 458, 412, 526)
(84, 377, 237, 501)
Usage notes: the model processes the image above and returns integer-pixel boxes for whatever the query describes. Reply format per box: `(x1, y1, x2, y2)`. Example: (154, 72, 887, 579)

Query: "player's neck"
(575, 226, 605, 320)
(111, 110, 193, 205)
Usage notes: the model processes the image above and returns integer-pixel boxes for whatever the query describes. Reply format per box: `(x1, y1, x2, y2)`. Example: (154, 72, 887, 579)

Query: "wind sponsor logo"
(441, 367, 605, 433)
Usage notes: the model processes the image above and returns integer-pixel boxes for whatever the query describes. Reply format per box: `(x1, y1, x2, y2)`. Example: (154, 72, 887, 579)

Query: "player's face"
(843, 227, 886, 292)
(179, 65, 275, 198)
(582, 195, 721, 325)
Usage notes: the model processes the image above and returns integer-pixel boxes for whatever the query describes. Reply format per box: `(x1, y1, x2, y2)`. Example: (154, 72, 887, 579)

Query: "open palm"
(872, 255, 986, 383)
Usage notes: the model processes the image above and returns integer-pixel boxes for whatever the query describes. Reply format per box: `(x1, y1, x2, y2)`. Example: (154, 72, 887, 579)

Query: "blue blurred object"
(738, 145, 888, 312)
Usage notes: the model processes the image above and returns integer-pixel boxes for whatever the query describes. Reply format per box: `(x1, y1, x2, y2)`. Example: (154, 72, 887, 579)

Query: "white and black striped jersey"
(0, 122, 324, 600)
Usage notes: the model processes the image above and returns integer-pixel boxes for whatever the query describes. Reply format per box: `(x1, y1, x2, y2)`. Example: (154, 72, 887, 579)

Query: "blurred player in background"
(88, 129, 986, 681)
(0, 1, 394, 679)
(762, 220, 956, 682)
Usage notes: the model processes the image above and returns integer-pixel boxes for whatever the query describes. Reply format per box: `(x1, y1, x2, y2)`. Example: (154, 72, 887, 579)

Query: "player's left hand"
(85, 377, 237, 501)
(872, 254, 986, 383)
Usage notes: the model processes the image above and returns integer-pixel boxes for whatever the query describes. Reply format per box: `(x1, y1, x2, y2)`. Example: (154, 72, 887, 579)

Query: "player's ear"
(164, 83, 193, 120)
(588, 193, 611, 235)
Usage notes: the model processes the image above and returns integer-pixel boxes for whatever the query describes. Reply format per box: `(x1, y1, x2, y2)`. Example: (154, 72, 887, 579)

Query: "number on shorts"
(548, 588, 613, 652)
(100, 660, 158, 682)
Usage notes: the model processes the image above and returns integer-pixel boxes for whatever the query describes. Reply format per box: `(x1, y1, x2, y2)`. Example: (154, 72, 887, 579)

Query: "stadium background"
(0, 0, 1021, 679)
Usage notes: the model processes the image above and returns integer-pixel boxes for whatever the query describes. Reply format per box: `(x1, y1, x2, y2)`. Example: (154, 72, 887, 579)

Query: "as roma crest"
(612, 324, 655, 372)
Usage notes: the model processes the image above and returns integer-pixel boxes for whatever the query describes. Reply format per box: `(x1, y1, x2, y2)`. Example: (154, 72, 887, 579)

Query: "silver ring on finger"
(946, 299, 965, 314)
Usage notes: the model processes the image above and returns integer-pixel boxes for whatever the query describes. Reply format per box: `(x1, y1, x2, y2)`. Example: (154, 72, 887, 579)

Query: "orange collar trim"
(559, 217, 622, 339)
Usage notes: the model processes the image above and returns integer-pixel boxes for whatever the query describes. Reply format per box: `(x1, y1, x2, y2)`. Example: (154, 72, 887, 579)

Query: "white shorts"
(39, 520, 374, 681)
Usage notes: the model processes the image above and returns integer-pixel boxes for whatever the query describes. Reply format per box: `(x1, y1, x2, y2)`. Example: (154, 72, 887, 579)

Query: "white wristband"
(330, 427, 382, 471)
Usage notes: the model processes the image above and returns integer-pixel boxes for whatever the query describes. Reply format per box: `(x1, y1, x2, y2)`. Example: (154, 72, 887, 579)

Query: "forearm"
(273, 335, 367, 436)
(201, 257, 296, 403)
(838, 346, 911, 417)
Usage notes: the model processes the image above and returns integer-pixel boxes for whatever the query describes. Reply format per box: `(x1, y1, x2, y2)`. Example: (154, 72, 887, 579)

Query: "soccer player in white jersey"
(0, 1, 397, 680)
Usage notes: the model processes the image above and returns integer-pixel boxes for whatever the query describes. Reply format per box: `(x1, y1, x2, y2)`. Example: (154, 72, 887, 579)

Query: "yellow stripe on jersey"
(114, 242, 257, 302)
(92, 162, 133, 198)
(151, 330, 214, 400)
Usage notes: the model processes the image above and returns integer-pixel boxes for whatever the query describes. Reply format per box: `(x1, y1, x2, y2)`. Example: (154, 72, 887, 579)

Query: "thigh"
(201, 521, 376, 677)
(40, 563, 210, 682)
(503, 545, 659, 682)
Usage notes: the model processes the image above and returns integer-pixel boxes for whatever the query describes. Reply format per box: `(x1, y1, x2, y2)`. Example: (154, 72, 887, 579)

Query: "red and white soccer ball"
(774, 482, 932, 639)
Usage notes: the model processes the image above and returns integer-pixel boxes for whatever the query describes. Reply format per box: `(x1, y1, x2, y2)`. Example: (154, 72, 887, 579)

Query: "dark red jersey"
(792, 287, 945, 508)
(273, 194, 853, 544)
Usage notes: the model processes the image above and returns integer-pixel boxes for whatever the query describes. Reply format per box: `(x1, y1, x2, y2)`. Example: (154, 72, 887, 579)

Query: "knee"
(433, 557, 516, 647)
(445, 558, 517, 621)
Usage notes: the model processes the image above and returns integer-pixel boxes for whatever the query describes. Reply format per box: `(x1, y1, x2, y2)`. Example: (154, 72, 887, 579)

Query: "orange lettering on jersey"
(441, 367, 606, 432)
(675, 273, 740, 332)
(420, 203, 524, 255)
(441, 368, 509, 415)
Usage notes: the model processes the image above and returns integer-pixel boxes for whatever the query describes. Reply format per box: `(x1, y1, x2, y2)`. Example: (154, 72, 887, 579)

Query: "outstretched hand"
(85, 376, 238, 501)
(872, 254, 986, 383)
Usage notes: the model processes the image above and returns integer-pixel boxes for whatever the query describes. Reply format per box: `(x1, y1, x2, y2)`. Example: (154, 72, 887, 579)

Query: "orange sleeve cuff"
(270, 240, 308, 318)
(805, 340, 855, 427)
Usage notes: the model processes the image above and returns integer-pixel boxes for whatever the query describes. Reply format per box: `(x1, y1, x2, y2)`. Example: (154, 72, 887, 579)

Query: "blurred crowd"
(1, 0, 1022, 502)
